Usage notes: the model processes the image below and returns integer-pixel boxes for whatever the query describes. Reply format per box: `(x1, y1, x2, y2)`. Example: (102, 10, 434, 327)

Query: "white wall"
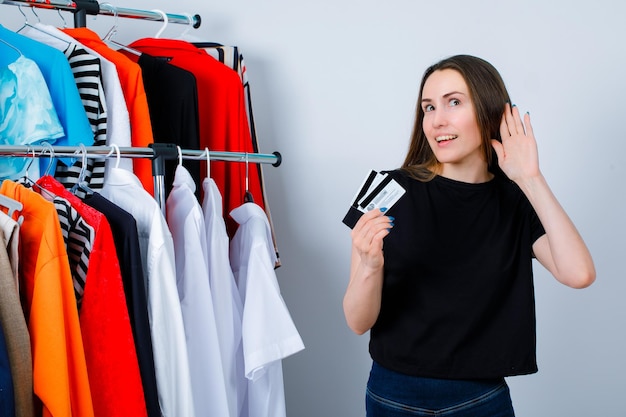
(2, 0, 624, 415)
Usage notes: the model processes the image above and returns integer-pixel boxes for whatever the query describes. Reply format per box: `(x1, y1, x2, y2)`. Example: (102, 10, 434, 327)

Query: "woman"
(343, 55, 595, 416)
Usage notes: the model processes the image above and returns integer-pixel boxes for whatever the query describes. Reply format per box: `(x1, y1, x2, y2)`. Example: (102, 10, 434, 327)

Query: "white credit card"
(357, 176, 405, 213)
(342, 170, 405, 229)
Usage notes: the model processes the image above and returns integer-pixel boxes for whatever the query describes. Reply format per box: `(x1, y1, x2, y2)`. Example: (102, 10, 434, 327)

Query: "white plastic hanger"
(100, 3, 142, 56)
(0, 193, 23, 225)
(152, 9, 169, 38)
(204, 147, 211, 179)
(70, 143, 94, 195)
(176, 145, 183, 167)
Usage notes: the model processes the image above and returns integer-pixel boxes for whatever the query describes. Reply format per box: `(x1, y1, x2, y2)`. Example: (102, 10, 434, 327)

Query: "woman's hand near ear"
(493, 104, 595, 289)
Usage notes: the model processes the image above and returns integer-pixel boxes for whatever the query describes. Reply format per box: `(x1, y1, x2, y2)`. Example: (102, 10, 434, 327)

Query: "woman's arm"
(343, 208, 394, 334)
(492, 104, 596, 289)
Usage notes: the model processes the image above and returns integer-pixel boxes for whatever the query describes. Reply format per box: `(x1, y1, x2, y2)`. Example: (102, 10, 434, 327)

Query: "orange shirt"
(0, 181, 94, 417)
(62, 28, 155, 196)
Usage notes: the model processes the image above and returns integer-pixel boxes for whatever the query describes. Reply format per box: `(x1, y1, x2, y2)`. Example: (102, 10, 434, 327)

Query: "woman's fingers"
(352, 208, 394, 254)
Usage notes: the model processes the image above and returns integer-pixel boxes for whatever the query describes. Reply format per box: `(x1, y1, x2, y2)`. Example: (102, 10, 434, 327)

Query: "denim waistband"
(367, 361, 507, 411)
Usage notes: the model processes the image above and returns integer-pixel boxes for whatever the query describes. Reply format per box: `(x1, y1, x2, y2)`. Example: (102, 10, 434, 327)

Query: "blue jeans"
(366, 362, 515, 416)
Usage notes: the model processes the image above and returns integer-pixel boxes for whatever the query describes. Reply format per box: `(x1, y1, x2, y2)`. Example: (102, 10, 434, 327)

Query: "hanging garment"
(0, 225, 33, 417)
(0, 25, 94, 177)
(166, 165, 230, 417)
(0, 317, 15, 417)
(101, 167, 195, 417)
(37, 175, 147, 417)
(20, 24, 109, 189)
(229, 203, 304, 417)
(44, 191, 93, 305)
(17, 176, 95, 307)
(196, 42, 280, 266)
(127, 38, 265, 236)
(54, 44, 108, 188)
(23, 23, 133, 178)
(130, 53, 201, 200)
(0, 54, 64, 179)
(82, 191, 160, 417)
(0, 180, 94, 417)
(62, 27, 154, 195)
(202, 176, 244, 417)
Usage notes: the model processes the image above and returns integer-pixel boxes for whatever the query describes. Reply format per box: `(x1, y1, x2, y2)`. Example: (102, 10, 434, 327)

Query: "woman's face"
(421, 69, 487, 180)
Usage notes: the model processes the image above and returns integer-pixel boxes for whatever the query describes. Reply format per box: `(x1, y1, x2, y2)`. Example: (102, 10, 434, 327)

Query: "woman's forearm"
(517, 174, 596, 288)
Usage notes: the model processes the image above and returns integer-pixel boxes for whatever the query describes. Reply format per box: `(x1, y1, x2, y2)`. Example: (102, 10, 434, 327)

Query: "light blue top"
(0, 55, 64, 179)
(0, 25, 94, 176)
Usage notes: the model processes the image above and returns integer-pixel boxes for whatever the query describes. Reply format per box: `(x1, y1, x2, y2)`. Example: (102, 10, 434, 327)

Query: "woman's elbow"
(562, 266, 596, 289)
(347, 322, 372, 336)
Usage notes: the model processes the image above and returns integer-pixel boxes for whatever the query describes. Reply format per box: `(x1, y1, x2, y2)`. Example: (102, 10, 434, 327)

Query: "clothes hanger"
(41, 142, 56, 177)
(70, 143, 94, 196)
(151, 9, 169, 39)
(243, 152, 254, 203)
(0, 193, 23, 224)
(0, 38, 23, 60)
(31, 6, 41, 24)
(20, 146, 37, 186)
(108, 144, 121, 169)
(176, 145, 183, 167)
(57, 8, 68, 29)
(15, 5, 30, 33)
(15, 5, 41, 33)
(14, 4, 71, 48)
(100, 3, 142, 56)
(174, 13, 194, 40)
(12, 146, 57, 205)
(100, 2, 119, 41)
(204, 147, 211, 178)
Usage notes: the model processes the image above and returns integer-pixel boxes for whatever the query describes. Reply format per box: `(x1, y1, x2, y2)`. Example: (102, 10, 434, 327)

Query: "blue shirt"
(0, 25, 93, 176)
(0, 55, 64, 178)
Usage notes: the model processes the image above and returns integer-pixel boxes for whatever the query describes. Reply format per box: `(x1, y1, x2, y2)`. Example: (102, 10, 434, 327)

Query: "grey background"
(1, 0, 624, 415)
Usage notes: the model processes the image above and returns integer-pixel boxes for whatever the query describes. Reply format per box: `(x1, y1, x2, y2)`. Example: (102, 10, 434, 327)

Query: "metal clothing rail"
(0, 144, 282, 212)
(0, 145, 282, 165)
(0, 0, 201, 29)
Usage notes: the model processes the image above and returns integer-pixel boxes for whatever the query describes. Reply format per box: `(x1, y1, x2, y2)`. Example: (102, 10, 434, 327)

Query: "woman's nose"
(431, 109, 447, 127)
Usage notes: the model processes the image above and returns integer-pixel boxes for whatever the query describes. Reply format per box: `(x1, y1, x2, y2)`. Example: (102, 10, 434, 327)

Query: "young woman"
(343, 55, 595, 416)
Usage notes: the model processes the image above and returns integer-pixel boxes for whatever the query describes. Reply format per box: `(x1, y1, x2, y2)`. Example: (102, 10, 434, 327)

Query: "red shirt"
(37, 176, 148, 417)
(125, 38, 265, 236)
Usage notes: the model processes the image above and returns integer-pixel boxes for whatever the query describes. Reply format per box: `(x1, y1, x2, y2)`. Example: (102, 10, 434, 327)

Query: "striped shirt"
(18, 177, 94, 307)
(54, 43, 108, 191)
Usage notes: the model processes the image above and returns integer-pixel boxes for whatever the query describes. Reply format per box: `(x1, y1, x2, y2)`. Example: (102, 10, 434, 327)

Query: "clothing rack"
(0, 0, 201, 29)
(0, 144, 282, 212)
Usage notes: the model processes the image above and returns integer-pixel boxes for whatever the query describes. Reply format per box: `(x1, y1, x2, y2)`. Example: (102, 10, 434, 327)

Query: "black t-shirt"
(369, 170, 546, 379)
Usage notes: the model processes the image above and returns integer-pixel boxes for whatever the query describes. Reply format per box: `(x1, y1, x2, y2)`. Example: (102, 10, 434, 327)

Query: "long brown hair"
(402, 55, 511, 181)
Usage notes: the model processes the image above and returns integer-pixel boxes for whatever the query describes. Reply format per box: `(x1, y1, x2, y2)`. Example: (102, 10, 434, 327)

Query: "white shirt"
(229, 203, 305, 417)
(21, 23, 133, 175)
(166, 166, 230, 417)
(101, 167, 194, 417)
(202, 177, 244, 417)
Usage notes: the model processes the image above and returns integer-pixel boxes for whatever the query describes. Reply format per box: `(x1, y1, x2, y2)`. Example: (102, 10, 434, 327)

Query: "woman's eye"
(450, 98, 460, 107)
(424, 104, 434, 112)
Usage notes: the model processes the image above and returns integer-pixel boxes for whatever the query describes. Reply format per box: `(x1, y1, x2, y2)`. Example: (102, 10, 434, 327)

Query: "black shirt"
(82, 192, 161, 417)
(370, 170, 545, 379)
